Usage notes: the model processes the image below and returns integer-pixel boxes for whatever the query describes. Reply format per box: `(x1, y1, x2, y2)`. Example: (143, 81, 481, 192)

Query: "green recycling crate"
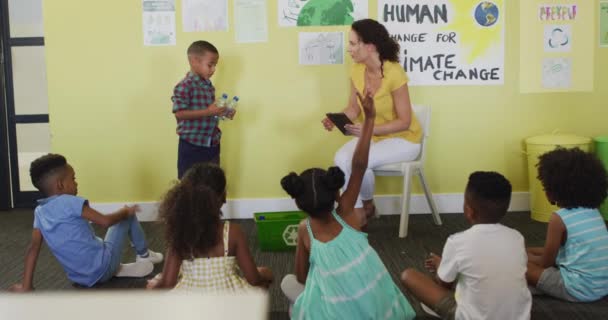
(254, 211, 307, 251)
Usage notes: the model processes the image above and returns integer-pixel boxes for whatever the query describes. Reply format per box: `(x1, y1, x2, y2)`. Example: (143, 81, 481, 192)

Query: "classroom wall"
(42, 1, 608, 204)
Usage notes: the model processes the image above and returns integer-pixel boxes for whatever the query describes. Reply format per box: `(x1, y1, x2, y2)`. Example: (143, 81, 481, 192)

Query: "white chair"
(373, 105, 442, 238)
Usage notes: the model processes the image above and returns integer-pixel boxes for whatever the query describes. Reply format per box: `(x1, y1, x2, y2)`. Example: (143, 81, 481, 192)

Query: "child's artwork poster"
(182, 0, 228, 32)
(279, 0, 368, 27)
(299, 32, 344, 65)
(377, 0, 505, 86)
(601, 1, 608, 47)
(142, 0, 176, 46)
(520, 1, 594, 92)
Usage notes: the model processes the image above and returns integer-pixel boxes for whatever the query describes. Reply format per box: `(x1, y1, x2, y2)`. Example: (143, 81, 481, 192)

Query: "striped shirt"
(556, 207, 608, 301)
(172, 71, 221, 147)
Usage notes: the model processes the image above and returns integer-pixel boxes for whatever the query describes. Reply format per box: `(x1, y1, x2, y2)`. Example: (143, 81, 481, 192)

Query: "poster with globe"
(378, 0, 505, 86)
(279, 0, 368, 27)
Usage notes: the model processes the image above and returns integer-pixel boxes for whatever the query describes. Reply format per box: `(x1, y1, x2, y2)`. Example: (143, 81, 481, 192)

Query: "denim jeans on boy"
(98, 215, 149, 283)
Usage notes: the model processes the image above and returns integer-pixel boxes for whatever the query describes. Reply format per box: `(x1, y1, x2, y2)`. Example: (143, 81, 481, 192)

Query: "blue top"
(556, 207, 608, 301)
(292, 211, 415, 319)
(33, 195, 110, 287)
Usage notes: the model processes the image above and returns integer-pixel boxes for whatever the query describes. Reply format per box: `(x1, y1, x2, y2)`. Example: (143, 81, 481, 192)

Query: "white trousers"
(334, 138, 421, 208)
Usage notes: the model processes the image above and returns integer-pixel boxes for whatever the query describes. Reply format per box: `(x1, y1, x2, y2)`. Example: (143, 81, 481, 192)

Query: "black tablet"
(326, 112, 353, 135)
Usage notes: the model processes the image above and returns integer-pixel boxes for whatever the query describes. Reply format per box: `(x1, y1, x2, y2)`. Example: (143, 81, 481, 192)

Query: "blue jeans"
(98, 215, 149, 283)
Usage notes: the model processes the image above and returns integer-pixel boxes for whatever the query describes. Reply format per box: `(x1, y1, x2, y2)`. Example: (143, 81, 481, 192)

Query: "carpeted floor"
(1, 209, 608, 319)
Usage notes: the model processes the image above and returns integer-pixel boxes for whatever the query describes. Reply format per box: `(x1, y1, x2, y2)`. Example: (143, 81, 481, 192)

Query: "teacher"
(322, 19, 422, 225)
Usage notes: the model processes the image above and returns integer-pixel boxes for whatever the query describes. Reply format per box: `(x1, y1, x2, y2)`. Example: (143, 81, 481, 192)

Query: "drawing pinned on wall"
(299, 32, 344, 65)
(143, 0, 176, 46)
(182, 0, 228, 32)
(542, 58, 571, 89)
(601, 1, 608, 47)
(544, 25, 572, 52)
(279, 0, 368, 27)
(235, 0, 268, 43)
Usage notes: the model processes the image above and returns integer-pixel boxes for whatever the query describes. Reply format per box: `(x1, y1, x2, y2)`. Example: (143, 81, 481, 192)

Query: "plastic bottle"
(215, 93, 228, 120)
(226, 96, 239, 120)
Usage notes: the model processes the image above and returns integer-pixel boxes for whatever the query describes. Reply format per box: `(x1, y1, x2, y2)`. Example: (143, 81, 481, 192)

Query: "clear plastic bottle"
(225, 96, 239, 120)
(215, 93, 228, 120)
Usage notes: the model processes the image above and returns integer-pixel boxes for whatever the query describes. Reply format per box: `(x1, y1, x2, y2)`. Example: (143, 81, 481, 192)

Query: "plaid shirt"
(172, 72, 221, 147)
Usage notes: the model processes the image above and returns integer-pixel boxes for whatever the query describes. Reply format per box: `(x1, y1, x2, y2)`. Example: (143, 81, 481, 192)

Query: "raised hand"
(321, 117, 335, 131)
(356, 91, 375, 119)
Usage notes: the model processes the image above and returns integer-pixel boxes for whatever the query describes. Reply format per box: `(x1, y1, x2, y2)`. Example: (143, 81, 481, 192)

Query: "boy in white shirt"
(401, 171, 531, 320)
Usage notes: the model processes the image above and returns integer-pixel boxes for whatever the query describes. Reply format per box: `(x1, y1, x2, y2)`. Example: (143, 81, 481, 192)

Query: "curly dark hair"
(465, 171, 512, 223)
(29, 153, 67, 193)
(281, 167, 345, 218)
(537, 148, 608, 209)
(351, 18, 400, 63)
(159, 163, 226, 260)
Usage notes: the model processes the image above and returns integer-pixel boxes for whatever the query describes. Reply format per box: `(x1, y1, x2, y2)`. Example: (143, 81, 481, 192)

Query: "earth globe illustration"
(474, 2, 499, 27)
(297, 0, 354, 26)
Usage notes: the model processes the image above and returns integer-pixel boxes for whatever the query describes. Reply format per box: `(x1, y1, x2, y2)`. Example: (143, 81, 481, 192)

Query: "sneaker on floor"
(420, 302, 440, 318)
(115, 261, 154, 278)
(136, 249, 164, 264)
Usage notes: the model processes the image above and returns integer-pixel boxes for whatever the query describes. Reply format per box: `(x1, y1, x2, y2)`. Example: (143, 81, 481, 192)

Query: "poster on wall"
(235, 0, 268, 43)
(142, 0, 176, 46)
(299, 32, 344, 65)
(378, 0, 505, 86)
(182, 0, 228, 32)
(601, 1, 608, 47)
(279, 0, 368, 27)
(520, 1, 593, 93)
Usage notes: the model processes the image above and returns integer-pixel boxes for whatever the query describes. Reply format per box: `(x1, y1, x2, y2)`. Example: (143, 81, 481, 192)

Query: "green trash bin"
(525, 134, 592, 222)
(594, 136, 608, 221)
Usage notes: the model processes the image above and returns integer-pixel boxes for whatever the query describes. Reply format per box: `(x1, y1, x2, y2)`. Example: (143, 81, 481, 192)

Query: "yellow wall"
(43, 1, 608, 203)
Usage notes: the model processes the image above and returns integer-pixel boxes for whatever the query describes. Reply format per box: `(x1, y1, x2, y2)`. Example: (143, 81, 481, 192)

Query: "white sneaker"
(420, 303, 440, 318)
(115, 261, 154, 278)
(136, 250, 164, 264)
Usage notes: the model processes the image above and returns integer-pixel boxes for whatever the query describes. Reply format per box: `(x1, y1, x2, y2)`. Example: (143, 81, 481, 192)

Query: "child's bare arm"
(338, 91, 375, 220)
(148, 248, 181, 289)
(81, 204, 138, 228)
(322, 82, 362, 131)
(295, 221, 310, 284)
(233, 224, 272, 287)
(174, 104, 226, 120)
(538, 213, 566, 268)
(10, 229, 43, 292)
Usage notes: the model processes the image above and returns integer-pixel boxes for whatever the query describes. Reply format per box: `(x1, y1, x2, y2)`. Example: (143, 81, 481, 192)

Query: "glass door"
(1, 0, 49, 207)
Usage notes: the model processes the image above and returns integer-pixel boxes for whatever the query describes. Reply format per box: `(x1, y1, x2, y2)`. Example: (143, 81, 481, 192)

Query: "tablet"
(326, 112, 353, 135)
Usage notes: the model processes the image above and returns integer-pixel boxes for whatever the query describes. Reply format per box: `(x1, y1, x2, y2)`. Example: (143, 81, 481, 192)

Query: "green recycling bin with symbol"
(254, 211, 308, 251)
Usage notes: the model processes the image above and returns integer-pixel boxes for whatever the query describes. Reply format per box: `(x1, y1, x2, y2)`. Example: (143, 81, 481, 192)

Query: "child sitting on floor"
(147, 163, 272, 291)
(10, 154, 162, 291)
(401, 171, 531, 320)
(527, 148, 608, 302)
(280, 91, 416, 319)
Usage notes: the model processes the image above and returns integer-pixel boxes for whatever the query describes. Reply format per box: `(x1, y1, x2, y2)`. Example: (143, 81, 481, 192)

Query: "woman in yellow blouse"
(322, 19, 422, 226)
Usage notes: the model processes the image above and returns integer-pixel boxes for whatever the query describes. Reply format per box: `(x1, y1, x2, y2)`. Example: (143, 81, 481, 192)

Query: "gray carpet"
(1, 209, 608, 319)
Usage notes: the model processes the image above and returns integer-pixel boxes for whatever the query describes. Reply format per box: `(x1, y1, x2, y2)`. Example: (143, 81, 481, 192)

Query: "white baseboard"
(90, 192, 530, 222)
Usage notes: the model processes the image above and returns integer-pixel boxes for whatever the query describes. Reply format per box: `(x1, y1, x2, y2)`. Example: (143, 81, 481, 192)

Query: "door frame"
(0, 0, 47, 208)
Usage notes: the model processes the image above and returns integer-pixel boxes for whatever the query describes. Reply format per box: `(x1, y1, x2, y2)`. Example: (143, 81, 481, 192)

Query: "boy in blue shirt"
(10, 154, 163, 291)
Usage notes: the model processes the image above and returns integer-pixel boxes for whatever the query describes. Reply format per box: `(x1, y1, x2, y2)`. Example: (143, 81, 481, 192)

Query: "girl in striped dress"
(147, 163, 273, 291)
(280, 91, 416, 319)
(527, 148, 608, 302)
